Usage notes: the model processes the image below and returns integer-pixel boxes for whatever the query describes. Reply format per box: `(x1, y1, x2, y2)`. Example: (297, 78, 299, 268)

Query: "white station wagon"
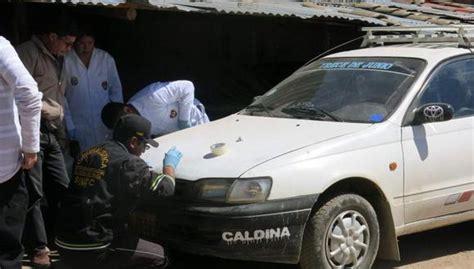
(132, 26, 474, 269)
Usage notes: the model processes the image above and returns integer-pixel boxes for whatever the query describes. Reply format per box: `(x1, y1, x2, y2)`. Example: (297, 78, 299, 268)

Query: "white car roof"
(326, 44, 471, 64)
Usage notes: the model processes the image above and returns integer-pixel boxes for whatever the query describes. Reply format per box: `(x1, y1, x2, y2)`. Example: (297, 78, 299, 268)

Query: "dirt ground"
(372, 221, 474, 269)
(23, 221, 473, 269)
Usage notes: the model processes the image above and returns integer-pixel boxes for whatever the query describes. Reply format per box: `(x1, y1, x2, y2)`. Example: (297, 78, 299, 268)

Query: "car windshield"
(241, 57, 426, 123)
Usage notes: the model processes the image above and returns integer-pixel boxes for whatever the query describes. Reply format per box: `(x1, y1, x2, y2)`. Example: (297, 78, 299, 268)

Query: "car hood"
(141, 114, 371, 180)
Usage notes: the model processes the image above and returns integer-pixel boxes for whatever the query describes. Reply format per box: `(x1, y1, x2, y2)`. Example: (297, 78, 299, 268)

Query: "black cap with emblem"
(113, 114, 159, 148)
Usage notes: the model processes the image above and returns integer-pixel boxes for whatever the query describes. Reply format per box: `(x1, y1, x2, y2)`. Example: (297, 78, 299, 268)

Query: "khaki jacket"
(16, 36, 67, 142)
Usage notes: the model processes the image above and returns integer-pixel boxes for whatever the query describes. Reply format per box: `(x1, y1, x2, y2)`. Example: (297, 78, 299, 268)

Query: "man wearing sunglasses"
(16, 20, 77, 268)
(55, 114, 182, 269)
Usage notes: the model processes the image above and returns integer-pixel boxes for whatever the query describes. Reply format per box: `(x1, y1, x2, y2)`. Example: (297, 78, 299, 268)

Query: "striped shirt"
(0, 36, 42, 183)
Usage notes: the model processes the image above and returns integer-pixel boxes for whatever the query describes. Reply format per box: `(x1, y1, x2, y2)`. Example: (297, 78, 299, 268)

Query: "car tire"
(300, 194, 379, 269)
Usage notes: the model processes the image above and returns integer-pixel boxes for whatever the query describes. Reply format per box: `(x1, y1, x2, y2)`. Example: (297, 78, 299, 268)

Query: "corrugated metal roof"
(146, 1, 474, 26)
(382, 2, 474, 20)
(352, 3, 462, 25)
(424, 1, 474, 14)
(336, 5, 435, 25)
(147, 0, 444, 26)
(164, 1, 387, 24)
(25, 0, 474, 26)
(57, 0, 125, 5)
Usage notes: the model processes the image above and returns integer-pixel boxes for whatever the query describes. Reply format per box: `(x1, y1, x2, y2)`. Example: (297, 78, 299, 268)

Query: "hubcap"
(325, 210, 370, 268)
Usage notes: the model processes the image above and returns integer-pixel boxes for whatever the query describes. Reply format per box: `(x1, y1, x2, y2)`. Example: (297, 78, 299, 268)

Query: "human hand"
(22, 152, 38, 170)
(178, 120, 191, 130)
(41, 99, 63, 121)
(163, 147, 183, 169)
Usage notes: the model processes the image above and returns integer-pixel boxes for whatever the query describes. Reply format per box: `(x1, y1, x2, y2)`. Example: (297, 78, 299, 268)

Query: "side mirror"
(412, 103, 454, 125)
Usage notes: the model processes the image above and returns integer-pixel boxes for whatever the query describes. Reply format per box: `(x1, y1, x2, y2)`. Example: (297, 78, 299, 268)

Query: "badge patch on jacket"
(74, 147, 109, 188)
(170, 109, 178, 119)
(101, 81, 108, 90)
(71, 76, 78, 86)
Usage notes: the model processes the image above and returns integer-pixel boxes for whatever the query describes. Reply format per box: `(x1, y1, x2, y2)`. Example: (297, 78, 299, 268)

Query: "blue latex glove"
(163, 147, 183, 169)
(178, 120, 191, 130)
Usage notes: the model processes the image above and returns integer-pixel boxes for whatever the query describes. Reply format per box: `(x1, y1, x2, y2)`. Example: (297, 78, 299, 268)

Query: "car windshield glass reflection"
(242, 57, 425, 123)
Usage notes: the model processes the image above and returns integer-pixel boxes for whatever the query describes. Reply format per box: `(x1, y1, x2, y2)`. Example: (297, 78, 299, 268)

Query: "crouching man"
(55, 114, 182, 269)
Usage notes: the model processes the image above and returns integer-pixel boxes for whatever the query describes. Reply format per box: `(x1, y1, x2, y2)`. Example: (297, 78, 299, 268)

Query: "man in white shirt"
(102, 80, 209, 137)
(0, 36, 42, 269)
(64, 31, 123, 153)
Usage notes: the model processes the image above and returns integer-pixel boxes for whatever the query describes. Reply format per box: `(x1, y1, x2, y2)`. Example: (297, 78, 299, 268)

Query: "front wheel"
(300, 194, 380, 269)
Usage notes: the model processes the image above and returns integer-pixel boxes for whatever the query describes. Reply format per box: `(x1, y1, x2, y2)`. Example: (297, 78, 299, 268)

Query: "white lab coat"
(64, 48, 123, 151)
(128, 80, 210, 137)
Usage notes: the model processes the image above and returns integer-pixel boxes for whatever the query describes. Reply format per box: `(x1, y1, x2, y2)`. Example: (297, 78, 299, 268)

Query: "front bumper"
(131, 194, 318, 263)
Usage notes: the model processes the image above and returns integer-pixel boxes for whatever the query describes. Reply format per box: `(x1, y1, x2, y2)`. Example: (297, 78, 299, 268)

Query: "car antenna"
(301, 35, 366, 67)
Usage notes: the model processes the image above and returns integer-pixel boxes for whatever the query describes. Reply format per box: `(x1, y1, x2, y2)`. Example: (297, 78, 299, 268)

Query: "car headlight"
(197, 179, 235, 202)
(196, 177, 272, 203)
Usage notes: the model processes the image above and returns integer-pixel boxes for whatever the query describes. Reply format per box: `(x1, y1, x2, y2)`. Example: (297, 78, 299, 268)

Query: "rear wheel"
(300, 194, 379, 269)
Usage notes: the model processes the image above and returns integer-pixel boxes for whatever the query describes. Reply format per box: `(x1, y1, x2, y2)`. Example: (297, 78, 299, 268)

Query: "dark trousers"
(0, 170, 28, 269)
(58, 234, 167, 269)
(23, 131, 69, 253)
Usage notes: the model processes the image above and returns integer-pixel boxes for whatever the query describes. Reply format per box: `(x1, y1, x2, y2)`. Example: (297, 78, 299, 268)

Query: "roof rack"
(360, 25, 474, 48)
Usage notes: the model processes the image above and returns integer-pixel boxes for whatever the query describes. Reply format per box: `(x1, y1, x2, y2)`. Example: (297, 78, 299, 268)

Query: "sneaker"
(32, 246, 51, 269)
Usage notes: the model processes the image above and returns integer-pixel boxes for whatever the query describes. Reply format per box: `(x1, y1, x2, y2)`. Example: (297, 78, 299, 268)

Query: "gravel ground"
(22, 221, 473, 269)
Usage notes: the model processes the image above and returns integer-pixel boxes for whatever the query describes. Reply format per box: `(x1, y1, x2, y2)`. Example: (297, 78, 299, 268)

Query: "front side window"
(241, 57, 425, 123)
(417, 57, 474, 118)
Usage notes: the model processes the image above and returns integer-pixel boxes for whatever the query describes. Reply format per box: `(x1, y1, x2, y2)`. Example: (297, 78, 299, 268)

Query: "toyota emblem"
(423, 105, 444, 120)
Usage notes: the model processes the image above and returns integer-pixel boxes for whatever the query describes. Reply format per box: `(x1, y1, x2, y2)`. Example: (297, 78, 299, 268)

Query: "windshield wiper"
(281, 102, 342, 122)
(245, 103, 274, 116)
